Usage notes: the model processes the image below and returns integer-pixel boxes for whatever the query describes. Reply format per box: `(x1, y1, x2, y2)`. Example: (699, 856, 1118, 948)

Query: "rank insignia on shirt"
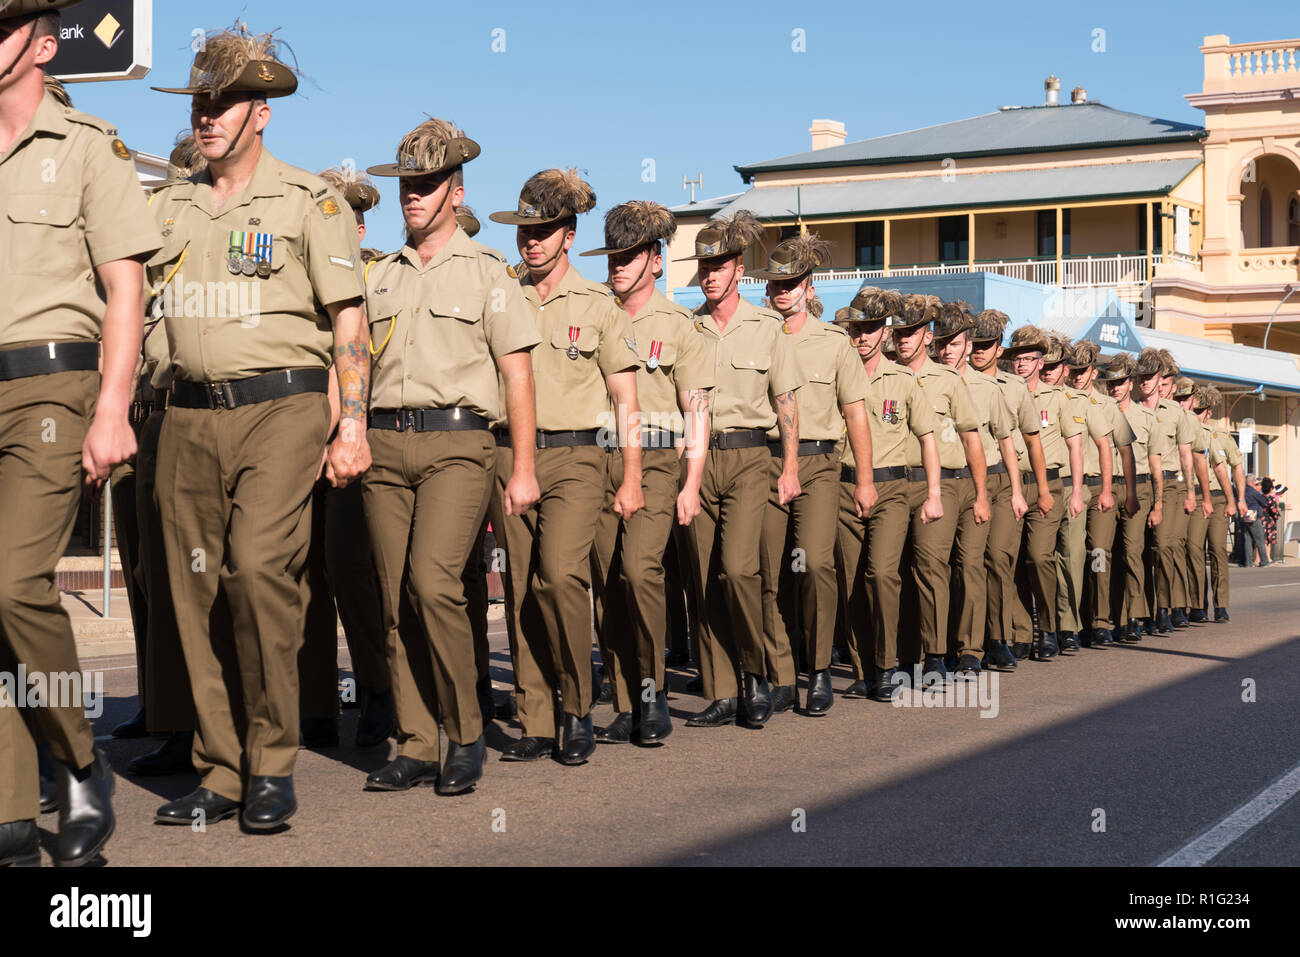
(625, 337, 637, 353)
(318, 198, 341, 218)
(329, 255, 355, 269)
(110, 138, 131, 160)
(249, 218, 261, 226)
(163, 218, 174, 227)
(1073, 415, 1085, 424)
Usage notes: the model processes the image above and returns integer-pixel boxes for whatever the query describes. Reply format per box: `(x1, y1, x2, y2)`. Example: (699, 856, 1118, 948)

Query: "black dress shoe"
(155, 787, 240, 826)
(985, 640, 1017, 671)
(558, 714, 596, 765)
(922, 654, 952, 684)
(1120, 619, 1143, 643)
(500, 736, 556, 761)
(597, 680, 613, 705)
(111, 709, 149, 739)
(770, 683, 796, 714)
(806, 670, 833, 715)
(355, 689, 395, 749)
(53, 748, 114, 867)
(740, 673, 772, 727)
(1092, 628, 1114, 646)
(1189, 609, 1209, 623)
(476, 677, 497, 724)
(1214, 607, 1230, 622)
(1034, 632, 1059, 661)
(1011, 641, 1032, 661)
(37, 745, 58, 814)
(684, 674, 704, 694)
(1171, 608, 1190, 629)
(436, 735, 485, 795)
(0, 819, 39, 866)
(639, 691, 673, 744)
(842, 679, 870, 698)
(1154, 610, 1171, 634)
(595, 711, 634, 744)
(494, 694, 518, 722)
(871, 668, 901, 703)
(364, 755, 439, 791)
(300, 716, 339, 749)
(128, 730, 195, 776)
(241, 775, 296, 831)
(1058, 631, 1079, 653)
(829, 645, 844, 666)
(954, 654, 981, 680)
(686, 698, 738, 727)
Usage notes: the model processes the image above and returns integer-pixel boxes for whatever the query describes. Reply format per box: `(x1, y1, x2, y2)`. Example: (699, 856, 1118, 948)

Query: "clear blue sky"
(61, 0, 1296, 280)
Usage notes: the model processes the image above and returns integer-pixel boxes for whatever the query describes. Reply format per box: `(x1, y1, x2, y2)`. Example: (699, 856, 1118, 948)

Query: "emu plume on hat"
(673, 209, 766, 261)
(167, 130, 206, 181)
(837, 286, 904, 325)
(43, 74, 72, 108)
(319, 165, 380, 213)
(152, 23, 298, 98)
(748, 232, 832, 281)
(490, 167, 597, 226)
(1135, 347, 1165, 378)
(1173, 376, 1196, 399)
(1099, 351, 1136, 381)
(1157, 348, 1180, 378)
(367, 118, 479, 178)
(0, 0, 82, 21)
(580, 200, 676, 257)
(1194, 385, 1222, 412)
(1069, 339, 1101, 369)
(932, 299, 975, 341)
(971, 309, 1009, 343)
(892, 293, 942, 331)
(1005, 325, 1050, 357)
(455, 205, 481, 238)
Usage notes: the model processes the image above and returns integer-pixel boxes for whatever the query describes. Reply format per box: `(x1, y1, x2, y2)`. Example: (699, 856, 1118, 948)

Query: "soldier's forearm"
(679, 388, 711, 462)
(1026, 433, 1048, 487)
(961, 432, 987, 497)
(500, 355, 536, 474)
(843, 401, 872, 474)
(331, 303, 370, 425)
(97, 260, 147, 413)
(921, 434, 942, 496)
(1121, 446, 1136, 495)
(776, 390, 799, 462)
(1098, 440, 1113, 496)
(999, 437, 1023, 497)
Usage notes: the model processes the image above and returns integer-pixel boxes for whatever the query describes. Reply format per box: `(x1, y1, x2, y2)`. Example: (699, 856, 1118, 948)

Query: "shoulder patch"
(472, 242, 507, 264)
(317, 197, 341, 218)
(110, 138, 131, 160)
(506, 265, 518, 279)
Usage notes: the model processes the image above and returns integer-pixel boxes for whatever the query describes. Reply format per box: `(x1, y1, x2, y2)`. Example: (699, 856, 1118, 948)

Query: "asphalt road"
(36, 562, 1300, 867)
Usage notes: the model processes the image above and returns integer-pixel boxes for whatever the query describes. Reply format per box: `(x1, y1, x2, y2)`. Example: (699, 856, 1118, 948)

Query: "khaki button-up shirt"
(905, 357, 980, 470)
(1122, 400, 1165, 474)
(140, 318, 172, 395)
(1029, 382, 1084, 470)
(1064, 387, 1113, 478)
(1207, 426, 1242, 491)
(364, 229, 540, 418)
(994, 369, 1041, 464)
(963, 366, 1014, 469)
(765, 318, 868, 442)
(510, 262, 637, 431)
(693, 297, 803, 433)
(146, 149, 364, 383)
(1091, 387, 1135, 477)
(842, 358, 936, 468)
(624, 288, 713, 434)
(1, 94, 161, 348)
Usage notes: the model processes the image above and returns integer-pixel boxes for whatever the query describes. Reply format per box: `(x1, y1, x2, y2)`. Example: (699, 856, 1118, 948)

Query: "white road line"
(1254, 583, 1293, 589)
(1157, 759, 1300, 866)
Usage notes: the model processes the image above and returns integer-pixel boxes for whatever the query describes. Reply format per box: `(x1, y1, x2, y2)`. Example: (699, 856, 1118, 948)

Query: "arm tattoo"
(686, 388, 711, 415)
(335, 334, 370, 424)
(776, 390, 797, 441)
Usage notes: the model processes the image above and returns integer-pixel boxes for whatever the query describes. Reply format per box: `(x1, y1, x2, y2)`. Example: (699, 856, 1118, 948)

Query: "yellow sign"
(94, 13, 123, 50)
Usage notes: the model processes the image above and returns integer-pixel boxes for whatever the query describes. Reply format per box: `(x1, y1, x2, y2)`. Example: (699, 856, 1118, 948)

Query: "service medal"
(566, 325, 581, 360)
(228, 256, 242, 275)
(647, 340, 663, 371)
(256, 261, 272, 278)
(241, 258, 257, 277)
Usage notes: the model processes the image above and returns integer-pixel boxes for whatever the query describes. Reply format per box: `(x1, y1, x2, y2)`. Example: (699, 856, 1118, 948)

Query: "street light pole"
(1262, 283, 1300, 350)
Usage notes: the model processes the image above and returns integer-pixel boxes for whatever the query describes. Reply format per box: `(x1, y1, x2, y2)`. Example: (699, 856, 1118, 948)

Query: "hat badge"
(257, 63, 274, 82)
(523, 205, 538, 217)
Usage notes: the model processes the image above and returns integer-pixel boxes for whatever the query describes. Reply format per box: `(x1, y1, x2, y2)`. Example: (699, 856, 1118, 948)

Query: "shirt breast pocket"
(644, 341, 677, 372)
(729, 350, 771, 375)
(7, 193, 81, 275)
(550, 324, 599, 358)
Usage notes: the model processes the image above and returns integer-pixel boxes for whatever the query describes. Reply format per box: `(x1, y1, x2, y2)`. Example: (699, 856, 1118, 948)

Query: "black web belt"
(171, 369, 329, 410)
(767, 439, 836, 457)
(710, 428, 767, 450)
(370, 408, 489, 432)
(0, 342, 99, 382)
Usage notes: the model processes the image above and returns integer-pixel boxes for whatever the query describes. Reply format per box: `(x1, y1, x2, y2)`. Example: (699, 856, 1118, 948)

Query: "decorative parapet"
(1201, 35, 1300, 94)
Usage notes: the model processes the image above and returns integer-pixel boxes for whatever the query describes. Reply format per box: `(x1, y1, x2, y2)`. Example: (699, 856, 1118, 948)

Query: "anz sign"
(1096, 321, 1128, 348)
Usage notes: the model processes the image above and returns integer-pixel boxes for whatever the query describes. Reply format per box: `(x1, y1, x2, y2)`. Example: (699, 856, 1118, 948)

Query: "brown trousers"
(156, 392, 330, 802)
(1207, 492, 1231, 610)
(591, 448, 678, 714)
(681, 446, 768, 700)
(949, 477, 988, 658)
(135, 410, 195, 732)
(1016, 477, 1066, 634)
(110, 458, 147, 704)
(984, 472, 1024, 645)
(362, 428, 494, 754)
(837, 477, 911, 676)
(760, 451, 839, 680)
(900, 478, 962, 658)
(1084, 481, 1120, 630)
(0, 369, 98, 824)
(1113, 480, 1154, 623)
(298, 482, 341, 719)
(1155, 477, 1189, 609)
(490, 444, 605, 737)
(1054, 483, 1092, 633)
(1186, 493, 1210, 613)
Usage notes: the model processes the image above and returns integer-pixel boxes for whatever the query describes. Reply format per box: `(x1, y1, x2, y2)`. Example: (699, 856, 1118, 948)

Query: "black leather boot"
(985, 640, 1017, 671)
(740, 672, 772, 727)
(0, 820, 39, 866)
(1214, 607, 1230, 622)
(595, 712, 634, 744)
(500, 736, 555, 761)
(111, 709, 149, 739)
(558, 714, 595, 765)
(364, 755, 439, 791)
(241, 775, 297, 830)
(355, 689, 395, 748)
(53, 748, 115, 866)
(1058, 631, 1079, 652)
(770, 683, 797, 714)
(871, 667, 900, 702)
(155, 787, 241, 826)
(638, 690, 673, 744)
(128, 730, 194, 776)
(1154, 609, 1172, 634)
(436, 735, 485, 795)
(686, 698, 737, 727)
(1034, 631, 1059, 661)
(806, 669, 833, 716)
(476, 677, 496, 724)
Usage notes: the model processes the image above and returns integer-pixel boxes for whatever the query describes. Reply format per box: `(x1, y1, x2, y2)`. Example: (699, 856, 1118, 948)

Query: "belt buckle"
(402, 409, 416, 433)
(208, 382, 233, 410)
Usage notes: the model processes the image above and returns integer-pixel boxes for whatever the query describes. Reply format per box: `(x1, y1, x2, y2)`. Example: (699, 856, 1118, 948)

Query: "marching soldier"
(934, 302, 1022, 676)
(582, 201, 713, 743)
(1179, 378, 1221, 623)
(750, 234, 873, 714)
(296, 163, 393, 749)
(967, 310, 1045, 669)
(1004, 327, 1084, 661)
(833, 289, 940, 701)
(1046, 335, 1114, 653)
(672, 211, 804, 728)
(1191, 386, 1243, 621)
(1100, 353, 1169, 640)
(894, 295, 985, 683)
(358, 119, 540, 792)
(146, 26, 371, 830)
(0, 0, 161, 866)
(1166, 362, 1212, 626)
(1066, 340, 1137, 648)
(488, 168, 643, 764)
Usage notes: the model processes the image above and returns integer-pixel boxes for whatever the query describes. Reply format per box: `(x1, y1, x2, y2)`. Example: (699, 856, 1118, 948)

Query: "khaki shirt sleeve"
(1058, 392, 1085, 439)
(1174, 409, 1198, 446)
(304, 196, 366, 309)
(834, 336, 870, 407)
(82, 133, 162, 267)
(767, 325, 805, 399)
(670, 319, 715, 392)
(1187, 412, 1208, 452)
(1082, 396, 1111, 441)
(949, 377, 980, 434)
(1206, 429, 1228, 468)
(906, 377, 937, 437)
(482, 262, 541, 358)
(1111, 404, 1135, 447)
(1223, 435, 1243, 468)
(595, 297, 639, 375)
(988, 387, 1013, 440)
(1015, 386, 1040, 435)
(1148, 414, 1175, 459)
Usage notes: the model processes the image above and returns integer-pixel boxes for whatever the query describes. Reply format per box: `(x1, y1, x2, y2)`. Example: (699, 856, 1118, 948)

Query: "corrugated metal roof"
(1138, 328, 1300, 393)
(709, 158, 1202, 221)
(667, 193, 744, 216)
(736, 103, 1205, 181)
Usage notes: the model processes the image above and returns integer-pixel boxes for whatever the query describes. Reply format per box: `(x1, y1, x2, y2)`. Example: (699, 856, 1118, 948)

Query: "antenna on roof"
(683, 174, 703, 204)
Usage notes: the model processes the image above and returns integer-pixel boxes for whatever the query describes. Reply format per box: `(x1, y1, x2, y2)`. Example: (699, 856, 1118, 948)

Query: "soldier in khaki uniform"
(297, 163, 394, 750)
(1164, 359, 1211, 627)
(672, 211, 804, 728)
(358, 120, 540, 793)
(1191, 386, 1243, 621)
(582, 201, 713, 745)
(1066, 340, 1138, 647)
(750, 235, 873, 716)
(1136, 348, 1205, 634)
(0, 0, 161, 867)
(967, 310, 1044, 670)
(1043, 334, 1113, 653)
(146, 28, 372, 830)
(1101, 353, 1169, 640)
(934, 303, 1024, 676)
(1005, 327, 1085, 660)
(894, 295, 986, 683)
(1179, 378, 1221, 624)
(488, 169, 643, 764)
(833, 289, 940, 701)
